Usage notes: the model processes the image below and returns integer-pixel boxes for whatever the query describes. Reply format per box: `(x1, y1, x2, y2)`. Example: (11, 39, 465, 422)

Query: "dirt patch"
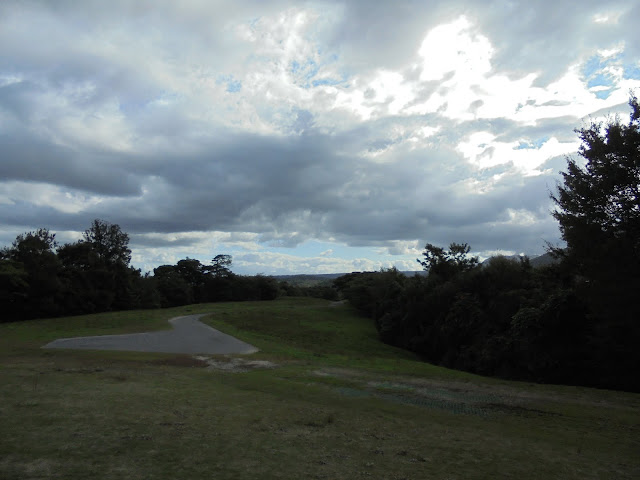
(313, 368, 562, 418)
(193, 355, 278, 372)
(152, 356, 210, 368)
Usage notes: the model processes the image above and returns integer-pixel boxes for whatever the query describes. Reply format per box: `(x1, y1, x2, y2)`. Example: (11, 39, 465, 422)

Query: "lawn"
(1, 297, 638, 479)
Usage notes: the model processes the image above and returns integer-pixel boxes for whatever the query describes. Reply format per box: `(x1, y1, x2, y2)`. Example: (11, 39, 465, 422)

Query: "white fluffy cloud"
(1, 0, 639, 274)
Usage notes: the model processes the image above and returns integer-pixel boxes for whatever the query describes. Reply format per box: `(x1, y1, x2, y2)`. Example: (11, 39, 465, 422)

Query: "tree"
(201, 255, 234, 302)
(207, 254, 233, 278)
(153, 265, 193, 307)
(1, 229, 62, 319)
(58, 241, 107, 314)
(176, 258, 205, 285)
(552, 95, 640, 292)
(0, 259, 29, 320)
(553, 95, 640, 256)
(551, 94, 640, 391)
(69, 220, 135, 311)
(82, 219, 132, 267)
(6, 228, 58, 260)
(417, 242, 479, 281)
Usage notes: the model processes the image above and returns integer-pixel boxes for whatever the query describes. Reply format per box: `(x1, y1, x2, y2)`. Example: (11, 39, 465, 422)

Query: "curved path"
(42, 314, 258, 355)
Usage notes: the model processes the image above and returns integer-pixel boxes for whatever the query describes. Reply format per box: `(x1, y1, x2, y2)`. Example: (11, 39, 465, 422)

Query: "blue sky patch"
(217, 74, 242, 93)
(624, 63, 640, 80)
(594, 89, 612, 100)
(290, 59, 320, 88)
(311, 77, 344, 87)
(581, 54, 620, 100)
(582, 54, 618, 87)
(515, 136, 549, 150)
(582, 55, 607, 78)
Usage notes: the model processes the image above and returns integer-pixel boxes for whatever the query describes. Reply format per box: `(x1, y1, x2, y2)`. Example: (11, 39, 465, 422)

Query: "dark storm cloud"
(0, 201, 87, 232)
(0, 110, 562, 256)
(128, 234, 204, 248)
(5, 116, 539, 253)
(0, 133, 142, 195)
(0, 105, 578, 254)
(97, 132, 356, 236)
(325, 160, 560, 255)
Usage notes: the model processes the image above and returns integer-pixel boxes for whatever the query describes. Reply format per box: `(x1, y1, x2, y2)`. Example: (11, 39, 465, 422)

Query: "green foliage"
(59, 221, 140, 313)
(1, 223, 281, 320)
(231, 274, 280, 301)
(553, 96, 640, 252)
(551, 94, 640, 389)
(0, 259, 29, 319)
(1, 228, 62, 319)
(7, 228, 58, 259)
(552, 96, 640, 291)
(418, 242, 479, 281)
(207, 254, 233, 278)
(154, 266, 194, 307)
(511, 291, 590, 382)
(82, 219, 132, 267)
(153, 257, 281, 306)
(336, 248, 639, 391)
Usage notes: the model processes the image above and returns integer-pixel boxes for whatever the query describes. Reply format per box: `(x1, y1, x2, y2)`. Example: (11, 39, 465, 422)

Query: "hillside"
(1, 298, 638, 479)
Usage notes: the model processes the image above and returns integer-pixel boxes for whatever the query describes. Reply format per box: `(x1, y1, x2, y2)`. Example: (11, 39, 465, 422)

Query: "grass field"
(1, 297, 638, 479)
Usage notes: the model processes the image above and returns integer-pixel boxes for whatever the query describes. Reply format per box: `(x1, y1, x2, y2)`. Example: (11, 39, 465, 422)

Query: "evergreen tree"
(552, 94, 640, 389)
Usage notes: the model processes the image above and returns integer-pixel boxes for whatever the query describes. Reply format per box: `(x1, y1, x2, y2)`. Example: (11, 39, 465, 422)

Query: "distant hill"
(482, 253, 559, 268)
(272, 273, 345, 287)
(481, 255, 524, 265)
(273, 256, 561, 286)
(273, 271, 425, 287)
(529, 252, 559, 268)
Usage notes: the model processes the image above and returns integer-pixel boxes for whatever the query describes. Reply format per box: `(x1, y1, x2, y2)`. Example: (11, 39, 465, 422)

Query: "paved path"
(42, 314, 258, 355)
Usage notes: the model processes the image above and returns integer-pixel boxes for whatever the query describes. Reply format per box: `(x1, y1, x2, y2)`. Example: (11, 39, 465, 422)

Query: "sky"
(1, 0, 639, 275)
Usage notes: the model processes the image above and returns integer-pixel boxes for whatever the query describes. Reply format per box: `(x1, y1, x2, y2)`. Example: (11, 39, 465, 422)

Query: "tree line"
(0, 219, 285, 321)
(334, 96, 640, 392)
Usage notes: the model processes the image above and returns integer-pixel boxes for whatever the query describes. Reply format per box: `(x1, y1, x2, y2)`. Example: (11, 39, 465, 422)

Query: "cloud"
(233, 249, 410, 275)
(1, 0, 639, 273)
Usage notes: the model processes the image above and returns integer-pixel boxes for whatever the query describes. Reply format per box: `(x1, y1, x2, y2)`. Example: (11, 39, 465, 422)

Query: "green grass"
(201, 298, 418, 362)
(1, 297, 639, 479)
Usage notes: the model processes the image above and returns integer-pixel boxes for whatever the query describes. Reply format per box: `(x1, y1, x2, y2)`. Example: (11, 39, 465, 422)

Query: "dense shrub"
(0, 221, 282, 320)
(334, 253, 637, 392)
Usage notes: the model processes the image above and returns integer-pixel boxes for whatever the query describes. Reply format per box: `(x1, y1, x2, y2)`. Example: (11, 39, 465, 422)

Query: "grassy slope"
(0, 297, 638, 480)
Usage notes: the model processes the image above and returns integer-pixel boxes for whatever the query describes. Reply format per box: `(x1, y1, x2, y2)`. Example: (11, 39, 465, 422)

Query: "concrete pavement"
(42, 314, 258, 355)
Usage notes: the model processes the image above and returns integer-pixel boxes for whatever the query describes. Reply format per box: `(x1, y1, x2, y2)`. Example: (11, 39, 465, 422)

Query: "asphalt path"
(42, 314, 258, 355)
